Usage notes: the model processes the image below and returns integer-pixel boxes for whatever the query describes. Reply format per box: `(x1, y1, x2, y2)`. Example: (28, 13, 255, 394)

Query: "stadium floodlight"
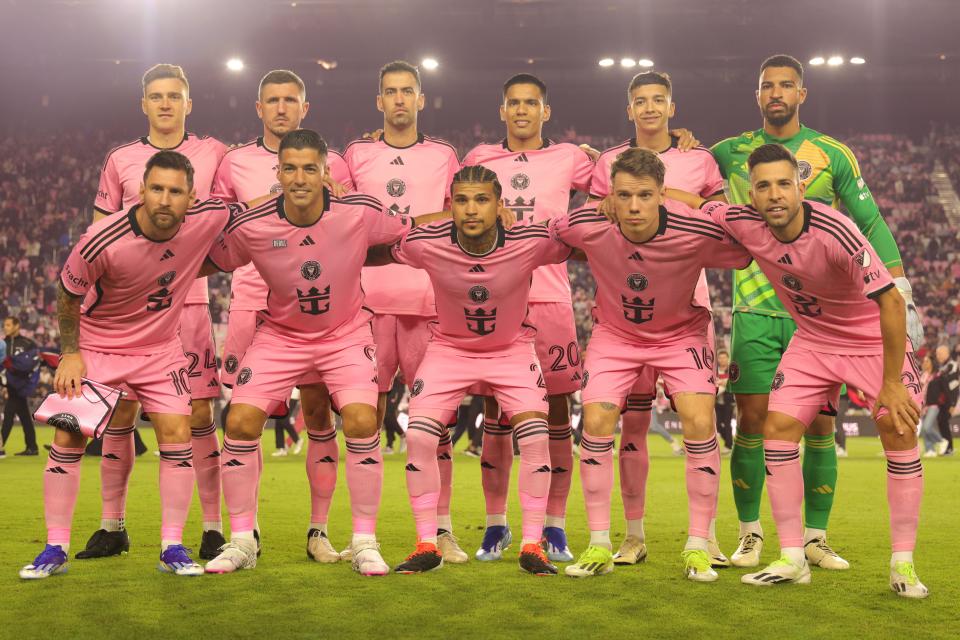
(809, 56, 825, 66)
(827, 55, 844, 66)
(316, 59, 338, 70)
(421, 58, 439, 71)
(850, 56, 866, 65)
(598, 58, 615, 67)
(620, 58, 637, 68)
(226, 58, 244, 72)
(638, 58, 654, 68)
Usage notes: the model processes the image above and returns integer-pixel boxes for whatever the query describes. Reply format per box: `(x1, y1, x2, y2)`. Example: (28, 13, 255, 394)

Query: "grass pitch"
(0, 427, 957, 640)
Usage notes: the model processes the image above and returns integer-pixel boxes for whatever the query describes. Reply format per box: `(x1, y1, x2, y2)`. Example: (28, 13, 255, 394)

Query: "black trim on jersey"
(335, 193, 383, 212)
(450, 220, 505, 256)
(93, 205, 117, 218)
(139, 132, 191, 151)
(809, 212, 862, 256)
(185, 199, 223, 216)
(665, 213, 725, 240)
(58, 275, 84, 299)
(866, 282, 895, 300)
(255, 136, 278, 155)
(278, 189, 332, 228)
(616, 205, 669, 245)
(811, 211, 861, 250)
(423, 135, 460, 158)
(205, 254, 232, 274)
(500, 138, 552, 152)
(769, 202, 812, 245)
(128, 206, 182, 243)
(382, 132, 425, 150)
(84, 278, 105, 317)
(226, 197, 280, 233)
(80, 214, 133, 262)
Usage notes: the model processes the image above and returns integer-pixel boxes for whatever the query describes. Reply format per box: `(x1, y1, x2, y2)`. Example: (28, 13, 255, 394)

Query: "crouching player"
(20, 151, 239, 579)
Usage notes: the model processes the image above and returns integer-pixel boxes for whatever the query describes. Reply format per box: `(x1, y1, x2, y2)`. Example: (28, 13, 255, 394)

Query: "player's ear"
(416, 92, 425, 111)
(668, 100, 676, 119)
(376, 94, 385, 114)
(542, 103, 551, 122)
(188, 186, 197, 204)
(138, 182, 146, 203)
(184, 97, 192, 117)
(255, 100, 264, 120)
(141, 96, 148, 117)
(499, 103, 506, 123)
(625, 103, 633, 123)
(798, 85, 808, 105)
(755, 89, 762, 108)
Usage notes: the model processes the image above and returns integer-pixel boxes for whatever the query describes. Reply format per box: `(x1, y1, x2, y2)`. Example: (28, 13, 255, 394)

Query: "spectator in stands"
(1, 316, 40, 456)
(933, 345, 958, 456)
(715, 349, 734, 454)
(919, 355, 947, 457)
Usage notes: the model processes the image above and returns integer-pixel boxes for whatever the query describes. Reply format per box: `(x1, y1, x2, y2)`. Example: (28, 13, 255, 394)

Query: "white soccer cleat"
(350, 540, 390, 576)
(708, 539, 731, 568)
(741, 555, 811, 586)
(682, 549, 719, 582)
(922, 450, 938, 458)
(271, 449, 288, 457)
(804, 537, 849, 570)
(204, 539, 257, 574)
(306, 529, 340, 563)
(612, 535, 648, 565)
(936, 440, 949, 456)
(437, 531, 469, 564)
(890, 561, 928, 599)
(291, 438, 304, 455)
(730, 532, 763, 567)
(158, 544, 204, 576)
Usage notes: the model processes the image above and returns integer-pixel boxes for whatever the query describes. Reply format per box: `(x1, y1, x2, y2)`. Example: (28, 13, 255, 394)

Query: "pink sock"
(157, 443, 195, 544)
(516, 418, 551, 542)
(306, 428, 338, 525)
(406, 416, 444, 540)
(885, 447, 923, 552)
(579, 433, 615, 532)
(546, 422, 573, 519)
(190, 422, 221, 526)
(437, 422, 454, 522)
(619, 405, 651, 521)
(221, 437, 261, 535)
(763, 440, 804, 548)
(480, 416, 513, 517)
(684, 437, 721, 538)
(345, 434, 383, 535)
(45, 445, 85, 547)
(100, 425, 135, 522)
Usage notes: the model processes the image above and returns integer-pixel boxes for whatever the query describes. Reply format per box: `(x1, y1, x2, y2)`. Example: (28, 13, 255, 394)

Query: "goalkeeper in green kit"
(711, 54, 922, 569)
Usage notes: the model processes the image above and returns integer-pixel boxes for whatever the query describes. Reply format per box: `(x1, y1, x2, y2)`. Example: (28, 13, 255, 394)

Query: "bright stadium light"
(637, 58, 655, 68)
(850, 56, 866, 65)
(598, 58, 615, 67)
(226, 58, 244, 72)
(809, 56, 825, 66)
(620, 57, 636, 68)
(421, 58, 439, 71)
(827, 55, 844, 66)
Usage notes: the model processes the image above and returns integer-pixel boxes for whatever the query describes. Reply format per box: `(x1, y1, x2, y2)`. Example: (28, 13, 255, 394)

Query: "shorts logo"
(626, 273, 648, 291)
(781, 274, 803, 291)
(300, 261, 322, 281)
(510, 173, 530, 191)
(469, 285, 490, 303)
(853, 249, 871, 268)
(581, 370, 590, 390)
(386, 178, 406, 198)
(224, 355, 239, 374)
(797, 160, 813, 181)
(48, 412, 80, 434)
(363, 345, 376, 361)
(237, 367, 253, 386)
(157, 271, 177, 287)
(269, 182, 282, 194)
(387, 203, 409, 217)
(771, 370, 785, 391)
(411, 378, 424, 397)
(728, 362, 741, 383)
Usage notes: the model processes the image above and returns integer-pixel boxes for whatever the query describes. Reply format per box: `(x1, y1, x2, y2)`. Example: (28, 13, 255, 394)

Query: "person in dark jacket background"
(1, 316, 40, 456)
(933, 345, 959, 456)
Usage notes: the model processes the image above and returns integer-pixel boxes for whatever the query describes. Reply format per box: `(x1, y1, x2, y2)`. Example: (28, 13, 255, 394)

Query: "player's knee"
(736, 399, 768, 434)
(807, 413, 835, 436)
(582, 404, 618, 437)
(189, 399, 213, 429)
(225, 405, 265, 441)
(153, 416, 191, 443)
(53, 427, 87, 449)
(682, 412, 715, 440)
(340, 403, 378, 438)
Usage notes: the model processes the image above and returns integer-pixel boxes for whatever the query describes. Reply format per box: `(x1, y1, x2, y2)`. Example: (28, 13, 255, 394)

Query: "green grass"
(0, 428, 957, 639)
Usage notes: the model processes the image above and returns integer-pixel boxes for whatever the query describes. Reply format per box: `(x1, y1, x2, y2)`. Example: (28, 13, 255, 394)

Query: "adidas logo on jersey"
(628, 251, 643, 262)
(469, 264, 485, 273)
(777, 254, 793, 265)
(390, 156, 404, 166)
(160, 249, 175, 261)
(207, 379, 219, 387)
(300, 235, 316, 246)
(514, 153, 529, 162)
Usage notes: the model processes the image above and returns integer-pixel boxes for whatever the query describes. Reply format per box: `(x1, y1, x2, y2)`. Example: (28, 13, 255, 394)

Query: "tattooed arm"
(55, 282, 86, 399)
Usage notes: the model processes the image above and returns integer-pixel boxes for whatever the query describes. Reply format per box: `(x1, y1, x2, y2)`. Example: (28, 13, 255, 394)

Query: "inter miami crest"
(728, 362, 741, 383)
(237, 368, 253, 386)
(301, 260, 322, 281)
(157, 271, 176, 287)
(771, 370, 785, 391)
(48, 412, 81, 434)
(626, 273, 648, 291)
(411, 378, 424, 397)
(386, 178, 406, 198)
(225, 355, 239, 374)
(781, 274, 803, 291)
(511, 173, 530, 190)
(469, 285, 490, 303)
(797, 160, 813, 181)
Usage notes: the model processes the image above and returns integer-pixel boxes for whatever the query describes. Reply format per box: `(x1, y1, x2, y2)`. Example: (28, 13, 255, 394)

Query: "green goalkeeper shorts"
(728, 312, 797, 395)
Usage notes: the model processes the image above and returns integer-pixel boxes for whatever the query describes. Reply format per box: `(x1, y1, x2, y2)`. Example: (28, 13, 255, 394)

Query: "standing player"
(212, 69, 352, 563)
(83, 64, 228, 560)
(20, 152, 237, 579)
(711, 55, 919, 569)
(590, 71, 728, 567)
(551, 148, 752, 581)
(462, 73, 593, 562)
(342, 61, 465, 563)
(684, 144, 926, 597)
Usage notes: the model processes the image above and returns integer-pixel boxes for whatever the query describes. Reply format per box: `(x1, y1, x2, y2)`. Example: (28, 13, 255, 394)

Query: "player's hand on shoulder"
(362, 129, 384, 142)
(497, 205, 516, 229)
(323, 171, 348, 198)
(579, 143, 600, 162)
(874, 379, 921, 436)
(54, 353, 86, 400)
(669, 128, 701, 152)
(595, 195, 619, 224)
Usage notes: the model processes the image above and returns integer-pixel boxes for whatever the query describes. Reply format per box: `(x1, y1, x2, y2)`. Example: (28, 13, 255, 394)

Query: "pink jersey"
(391, 220, 572, 351)
(94, 132, 228, 305)
(211, 137, 352, 312)
(462, 140, 593, 304)
(344, 134, 460, 316)
(207, 191, 411, 341)
(550, 202, 750, 344)
(703, 200, 895, 355)
(60, 199, 236, 355)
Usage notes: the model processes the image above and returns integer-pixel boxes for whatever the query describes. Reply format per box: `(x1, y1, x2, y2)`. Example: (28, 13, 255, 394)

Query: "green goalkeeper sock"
(730, 432, 765, 523)
(803, 433, 837, 530)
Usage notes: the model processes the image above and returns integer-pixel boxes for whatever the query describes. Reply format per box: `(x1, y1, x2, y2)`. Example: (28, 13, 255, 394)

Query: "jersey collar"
(617, 205, 669, 245)
(628, 137, 677, 154)
(382, 132, 425, 149)
(500, 138, 552, 152)
(141, 132, 190, 150)
(276, 188, 331, 227)
(257, 136, 279, 155)
(449, 220, 505, 256)
(127, 204, 182, 243)
(761, 124, 807, 144)
(771, 201, 813, 244)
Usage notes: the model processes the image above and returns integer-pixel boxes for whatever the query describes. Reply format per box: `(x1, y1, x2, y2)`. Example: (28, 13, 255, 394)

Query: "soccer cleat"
(475, 525, 512, 561)
(0, 449, 6, 459)
(270, 448, 288, 457)
(730, 532, 763, 567)
(922, 450, 938, 458)
(158, 545, 204, 576)
(383, 446, 395, 455)
(306, 529, 340, 563)
(351, 540, 390, 576)
(19, 545, 68, 579)
(199, 530, 227, 560)
(613, 535, 648, 565)
(890, 561, 929, 599)
(708, 539, 731, 568)
(936, 440, 949, 456)
(437, 530, 469, 564)
(204, 539, 258, 574)
(15, 449, 39, 456)
(519, 543, 558, 576)
(564, 545, 614, 578)
(682, 549, 719, 582)
(339, 545, 354, 562)
(395, 542, 443, 574)
(741, 554, 811, 586)
(542, 526, 574, 562)
(291, 438, 303, 455)
(75, 528, 130, 559)
(836, 446, 848, 458)
(804, 537, 850, 570)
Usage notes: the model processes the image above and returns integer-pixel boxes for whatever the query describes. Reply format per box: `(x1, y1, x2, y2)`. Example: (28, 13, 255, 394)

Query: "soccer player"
(212, 69, 353, 563)
(84, 64, 228, 560)
(20, 152, 238, 579)
(590, 70, 728, 567)
(680, 143, 926, 597)
(711, 55, 920, 569)
(200, 129, 461, 576)
(342, 61, 465, 563)
(551, 148, 752, 581)
(374, 165, 567, 576)
(461, 73, 593, 562)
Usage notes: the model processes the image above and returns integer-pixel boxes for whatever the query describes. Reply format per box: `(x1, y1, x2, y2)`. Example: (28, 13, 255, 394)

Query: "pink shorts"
(768, 345, 924, 426)
(529, 302, 583, 395)
(81, 342, 192, 416)
(410, 340, 548, 420)
(231, 322, 379, 414)
(582, 324, 717, 407)
(222, 309, 260, 388)
(371, 313, 432, 393)
(178, 304, 220, 399)
(625, 314, 716, 398)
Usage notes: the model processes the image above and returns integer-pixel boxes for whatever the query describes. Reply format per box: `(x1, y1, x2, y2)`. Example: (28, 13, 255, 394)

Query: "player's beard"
(763, 102, 797, 127)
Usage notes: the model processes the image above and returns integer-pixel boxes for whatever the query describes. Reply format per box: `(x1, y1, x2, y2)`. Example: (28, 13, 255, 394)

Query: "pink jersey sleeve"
(211, 155, 236, 202)
(461, 146, 479, 168)
(443, 148, 460, 209)
(828, 230, 894, 300)
(60, 235, 106, 297)
(94, 153, 123, 214)
(328, 151, 354, 192)
(533, 231, 573, 266)
(207, 225, 252, 273)
(549, 208, 606, 248)
(345, 194, 412, 246)
(390, 232, 425, 269)
(700, 154, 725, 198)
(701, 201, 736, 234)
(589, 155, 612, 199)
(570, 146, 595, 193)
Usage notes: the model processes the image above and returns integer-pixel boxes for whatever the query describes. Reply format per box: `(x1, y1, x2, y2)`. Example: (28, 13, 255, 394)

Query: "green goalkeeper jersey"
(711, 125, 903, 317)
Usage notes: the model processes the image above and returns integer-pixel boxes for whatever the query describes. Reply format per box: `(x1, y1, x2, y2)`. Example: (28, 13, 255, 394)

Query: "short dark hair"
(747, 143, 799, 174)
(628, 71, 672, 98)
(143, 151, 194, 190)
(5, 316, 20, 327)
(502, 73, 548, 103)
(259, 69, 306, 101)
(379, 60, 421, 92)
(609, 147, 665, 186)
(451, 165, 502, 200)
(760, 54, 804, 82)
(142, 63, 189, 95)
(278, 129, 328, 157)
